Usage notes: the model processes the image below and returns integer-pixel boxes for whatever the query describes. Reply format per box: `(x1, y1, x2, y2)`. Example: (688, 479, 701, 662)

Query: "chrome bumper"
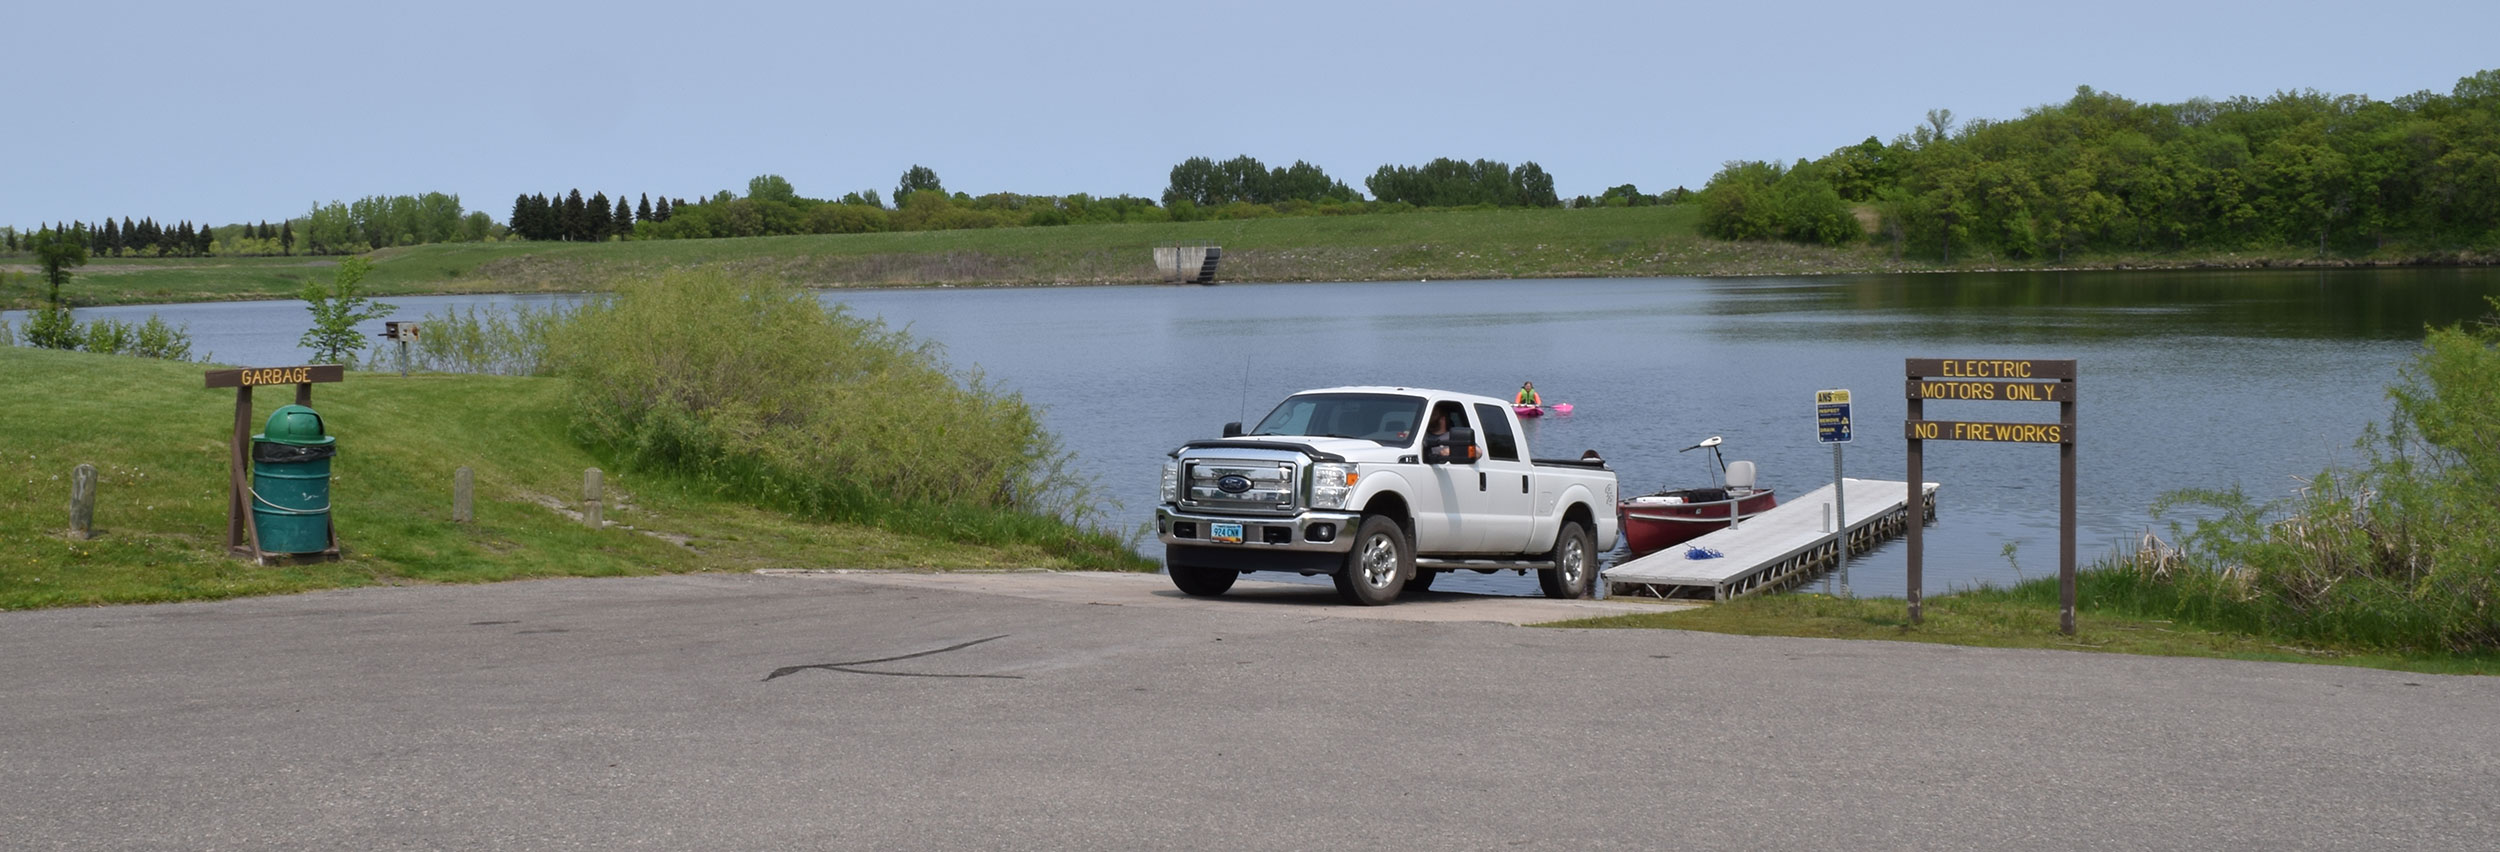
(1155, 506, 1360, 554)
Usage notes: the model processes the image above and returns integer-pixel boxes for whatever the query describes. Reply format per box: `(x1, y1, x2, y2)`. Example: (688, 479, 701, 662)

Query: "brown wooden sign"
(1903, 358, 2077, 380)
(1905, 357, 2079, 634)
(205, 365, 344, 389)
(1905, 419, 2073, 444)
(1904, 379, 2074, 402)
(206, 365, 343, 565)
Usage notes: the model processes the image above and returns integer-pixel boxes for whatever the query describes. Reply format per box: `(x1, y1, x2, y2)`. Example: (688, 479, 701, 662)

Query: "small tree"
(297, 256, 394, 364)
(32, 226, 88, 306)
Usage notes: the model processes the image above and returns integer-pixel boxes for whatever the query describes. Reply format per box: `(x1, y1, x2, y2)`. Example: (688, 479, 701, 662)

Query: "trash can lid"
(256, 404, 336, 447)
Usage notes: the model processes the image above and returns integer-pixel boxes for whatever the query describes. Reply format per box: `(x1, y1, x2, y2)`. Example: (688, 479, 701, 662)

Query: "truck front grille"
(1182, 459, 1297, 515)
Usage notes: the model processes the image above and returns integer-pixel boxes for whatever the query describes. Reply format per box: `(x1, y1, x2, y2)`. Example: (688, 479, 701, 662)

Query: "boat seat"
(1725, 460, 1757, 492)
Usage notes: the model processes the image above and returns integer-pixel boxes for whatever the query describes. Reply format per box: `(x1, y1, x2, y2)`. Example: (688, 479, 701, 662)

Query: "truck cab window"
(1473, 403, 1520, 461)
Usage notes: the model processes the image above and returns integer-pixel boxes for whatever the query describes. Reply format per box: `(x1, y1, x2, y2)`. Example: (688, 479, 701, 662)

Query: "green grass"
(1553, 578, 2500, 675)
(7, 206, 1906, 307)
(12, 204, 2478, 309)
(0, 346, 1152, 611)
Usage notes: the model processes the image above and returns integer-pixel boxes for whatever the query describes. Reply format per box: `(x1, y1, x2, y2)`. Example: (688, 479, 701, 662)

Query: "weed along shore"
(11, 204, 2493, 309)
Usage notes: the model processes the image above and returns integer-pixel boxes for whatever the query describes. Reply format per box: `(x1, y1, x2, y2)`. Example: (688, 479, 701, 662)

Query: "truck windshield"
(1249, 393, 1427, 444)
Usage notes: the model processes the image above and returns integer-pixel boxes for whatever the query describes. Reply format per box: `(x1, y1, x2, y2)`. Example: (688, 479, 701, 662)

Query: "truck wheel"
(1539, 520, 1595, 599)
(1168, 564, 1237, 597)
(1334, 515, 1410, 606)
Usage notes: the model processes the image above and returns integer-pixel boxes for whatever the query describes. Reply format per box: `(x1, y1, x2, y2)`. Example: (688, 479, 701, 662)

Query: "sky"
(8, 0, 2498, 229)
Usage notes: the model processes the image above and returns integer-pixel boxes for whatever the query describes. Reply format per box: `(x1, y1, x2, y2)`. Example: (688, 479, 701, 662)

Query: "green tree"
(895, 165, 943, 201)
(32, 225, 88, 305)
(296, 256, 395, 364)
(748, 174, 798, 203)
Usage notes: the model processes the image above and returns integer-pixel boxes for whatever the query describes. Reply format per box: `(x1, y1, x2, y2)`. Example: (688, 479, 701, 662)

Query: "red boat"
(1615, 436, 1778, 557)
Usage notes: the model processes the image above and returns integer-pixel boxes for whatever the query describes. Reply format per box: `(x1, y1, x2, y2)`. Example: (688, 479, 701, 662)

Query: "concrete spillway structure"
(1154, 245, 1223, 284)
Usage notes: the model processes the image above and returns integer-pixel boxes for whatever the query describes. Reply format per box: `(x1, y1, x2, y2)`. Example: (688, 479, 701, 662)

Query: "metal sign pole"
(1833, 442, 1848, 596)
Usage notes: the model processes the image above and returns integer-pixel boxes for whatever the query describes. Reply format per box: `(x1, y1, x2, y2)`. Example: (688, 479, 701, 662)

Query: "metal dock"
(1602, 478, 1939, 600)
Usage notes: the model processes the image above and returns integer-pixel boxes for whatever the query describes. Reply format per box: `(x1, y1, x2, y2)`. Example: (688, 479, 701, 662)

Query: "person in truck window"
(1516, 381, 1541, 407)
(1424, 413, 1451, 460)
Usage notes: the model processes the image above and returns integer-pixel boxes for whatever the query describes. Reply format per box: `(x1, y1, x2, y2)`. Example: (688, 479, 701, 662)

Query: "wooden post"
(69, 463, 97, 540)
(583, 468, 604, 528)
(453, 466, 474, 523)
(230, 384, 254, 553)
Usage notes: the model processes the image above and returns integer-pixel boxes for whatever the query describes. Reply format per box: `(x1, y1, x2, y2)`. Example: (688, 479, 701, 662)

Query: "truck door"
(1411, 401, 1469, 554)
(1470, 403, 1535, 553)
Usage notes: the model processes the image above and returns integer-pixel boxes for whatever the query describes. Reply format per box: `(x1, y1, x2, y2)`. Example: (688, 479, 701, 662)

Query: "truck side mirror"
(1222, 421, 1243, 438)
(1425, 427, 1476, 464)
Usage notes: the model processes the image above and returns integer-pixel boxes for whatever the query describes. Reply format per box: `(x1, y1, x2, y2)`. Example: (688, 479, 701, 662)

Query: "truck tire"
(1334, 515, 1410, 606)
(1168, 563, 1238, 597)
(1539, 519, 1596, 599)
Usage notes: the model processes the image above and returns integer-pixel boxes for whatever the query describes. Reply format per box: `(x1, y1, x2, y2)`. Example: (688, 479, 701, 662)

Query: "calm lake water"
(20, 268, 2499, 598)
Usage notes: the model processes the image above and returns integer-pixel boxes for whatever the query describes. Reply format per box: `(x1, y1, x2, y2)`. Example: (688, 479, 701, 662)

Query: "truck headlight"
(1160, 459, 1180, 504)
(1308, 462, 1358, 510)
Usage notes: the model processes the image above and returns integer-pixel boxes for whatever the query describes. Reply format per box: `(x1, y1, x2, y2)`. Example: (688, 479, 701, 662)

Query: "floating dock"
(1602, 478, 1939, 600)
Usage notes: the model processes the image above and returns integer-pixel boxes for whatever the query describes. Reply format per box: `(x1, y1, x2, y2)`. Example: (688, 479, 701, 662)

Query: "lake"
(18, 267, 2498, 598)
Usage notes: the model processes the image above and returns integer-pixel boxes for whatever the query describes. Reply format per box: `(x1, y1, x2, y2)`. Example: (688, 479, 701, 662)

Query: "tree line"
(1701, 68, 2500, 260)
(4, 155, 1659, 255)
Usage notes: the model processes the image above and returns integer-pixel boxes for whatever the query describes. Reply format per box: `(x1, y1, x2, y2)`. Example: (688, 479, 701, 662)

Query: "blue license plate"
(1212, 522, 1243, 543)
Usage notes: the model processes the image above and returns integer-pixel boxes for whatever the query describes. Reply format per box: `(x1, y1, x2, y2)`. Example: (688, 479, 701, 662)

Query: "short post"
(453, 466, 474, 523)
(582, 467, 604, 528)
(69, 463, 97, 540)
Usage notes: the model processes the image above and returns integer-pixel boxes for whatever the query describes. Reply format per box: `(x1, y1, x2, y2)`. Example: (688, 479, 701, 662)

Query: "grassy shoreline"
(0, 346, 1151, 612)
(8, 205, 2494, 308)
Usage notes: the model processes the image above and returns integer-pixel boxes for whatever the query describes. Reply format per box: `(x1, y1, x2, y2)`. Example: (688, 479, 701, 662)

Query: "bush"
(545, 269, 1127, 562)
(2144, 298, 2500, 651)
(22, 305, 79, 350)
(81, 318, 133, 355)
(132, 315, 195, 361)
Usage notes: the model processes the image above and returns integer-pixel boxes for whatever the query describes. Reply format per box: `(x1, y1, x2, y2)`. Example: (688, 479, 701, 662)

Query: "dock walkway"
(1603, 478, 1939, 600)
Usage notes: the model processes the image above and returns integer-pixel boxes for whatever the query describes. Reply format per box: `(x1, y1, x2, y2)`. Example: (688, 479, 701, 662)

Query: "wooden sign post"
(205, 365, 345, 564)
(1904, 358, 2079, 633)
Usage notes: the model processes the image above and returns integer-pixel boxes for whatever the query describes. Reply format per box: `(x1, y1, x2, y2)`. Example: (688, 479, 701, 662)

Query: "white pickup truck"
(1155, 387, 1619, 605)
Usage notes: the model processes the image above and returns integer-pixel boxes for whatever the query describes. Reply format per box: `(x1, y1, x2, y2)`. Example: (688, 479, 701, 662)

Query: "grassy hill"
(0, 346, 1150, 610)
(6, 206, 1917, 307)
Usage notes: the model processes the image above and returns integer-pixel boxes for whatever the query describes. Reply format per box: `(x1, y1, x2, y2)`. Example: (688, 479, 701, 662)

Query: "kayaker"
(1516, 381, 1541, 407)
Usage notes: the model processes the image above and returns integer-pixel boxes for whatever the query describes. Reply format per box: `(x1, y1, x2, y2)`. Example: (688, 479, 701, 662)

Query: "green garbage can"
(251, 404, 337, 554)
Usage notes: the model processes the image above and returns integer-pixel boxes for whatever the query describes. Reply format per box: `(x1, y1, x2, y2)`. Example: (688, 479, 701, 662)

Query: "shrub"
(2146, 298, 2500, 651)
(81, 318, 133, 355)
(22, 305, 79, 350)
(132, 315, 195, 361)
(545, 269, 1126, 561)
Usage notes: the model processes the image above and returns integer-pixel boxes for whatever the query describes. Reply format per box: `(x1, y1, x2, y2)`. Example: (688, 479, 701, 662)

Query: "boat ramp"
(1603, 478, 1940, 600)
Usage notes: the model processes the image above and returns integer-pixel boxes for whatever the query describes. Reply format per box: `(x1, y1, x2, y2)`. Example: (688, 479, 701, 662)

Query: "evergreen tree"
(102, 218, 121, 255)
(637, 193, 652, 223)
(563, 189, 587, 241)
(896, 165, 944, 201)
(614, 195, 633, 236)
(655, 196, 672, 222)
(281, 220, 294, 256)
(587, 192, 612, 240)
(512, 194, 531, 238)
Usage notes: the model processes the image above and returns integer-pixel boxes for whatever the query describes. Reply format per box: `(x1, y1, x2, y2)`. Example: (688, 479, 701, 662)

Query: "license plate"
(1212, 522, 1243, 544)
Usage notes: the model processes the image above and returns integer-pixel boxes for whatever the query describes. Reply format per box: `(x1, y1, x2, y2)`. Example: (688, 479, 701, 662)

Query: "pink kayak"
(1514, 405, 1543, 418)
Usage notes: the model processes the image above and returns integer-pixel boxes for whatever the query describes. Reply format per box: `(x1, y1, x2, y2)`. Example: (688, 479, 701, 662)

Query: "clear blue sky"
(7, 0, 2495, 229)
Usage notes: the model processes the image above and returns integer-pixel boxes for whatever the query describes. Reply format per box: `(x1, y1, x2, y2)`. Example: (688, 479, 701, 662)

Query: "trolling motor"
(1679, 435, 1730, 489)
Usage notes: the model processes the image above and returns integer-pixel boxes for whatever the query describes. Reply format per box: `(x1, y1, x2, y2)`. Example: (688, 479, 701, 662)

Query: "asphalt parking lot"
(3, 571, 2493, 850)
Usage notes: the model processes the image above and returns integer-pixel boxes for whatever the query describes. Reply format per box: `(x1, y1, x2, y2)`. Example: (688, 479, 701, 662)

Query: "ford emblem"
(1217, 474, 1252, 494)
